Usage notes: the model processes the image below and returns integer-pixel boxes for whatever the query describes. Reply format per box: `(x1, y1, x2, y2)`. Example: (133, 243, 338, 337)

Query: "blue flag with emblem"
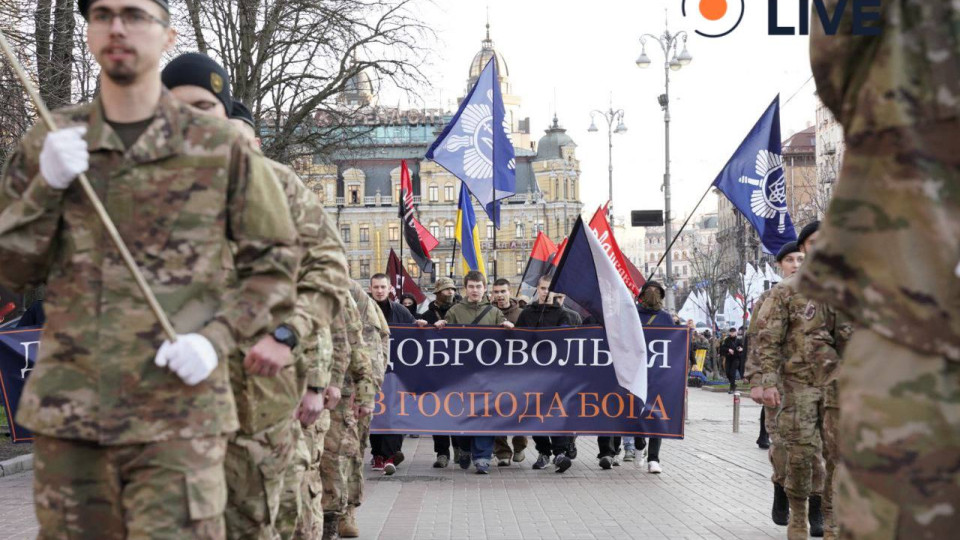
(712, 96, 796, 255)
(426, 57, 515, 227)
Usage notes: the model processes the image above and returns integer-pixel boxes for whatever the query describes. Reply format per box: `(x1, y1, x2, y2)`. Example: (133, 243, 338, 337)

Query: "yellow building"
(295, 24, 583, 289)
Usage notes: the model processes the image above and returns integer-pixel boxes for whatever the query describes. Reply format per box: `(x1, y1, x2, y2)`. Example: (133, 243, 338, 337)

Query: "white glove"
(39, 126, 88, 189)
(154, 333, 219, 386)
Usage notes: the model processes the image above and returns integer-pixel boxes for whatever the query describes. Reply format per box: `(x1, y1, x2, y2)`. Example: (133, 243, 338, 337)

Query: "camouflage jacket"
(800, 0, 960, 361)
(754, 275, 818, 389)
(745, 288, 774, 388)
(230, 160, 349, 434)
(803, 301, 855, 389)
(0, 91, 300, 444)
(350, 281, 390, 387)
(267, 161, 349, 390)
(329, 294, 375, 407)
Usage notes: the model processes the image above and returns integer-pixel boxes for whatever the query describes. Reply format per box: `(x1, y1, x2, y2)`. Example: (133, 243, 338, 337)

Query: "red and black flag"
(399, 160, 435, 273)
(517, 231, 558, 297)
(386, 248, 427, 304)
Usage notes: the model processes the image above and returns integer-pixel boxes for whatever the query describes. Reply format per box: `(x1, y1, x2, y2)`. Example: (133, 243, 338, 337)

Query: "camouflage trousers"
(763, 403, 788, 485)
(295, 410, 330, 539)
(777, 382, 827, 501)
(224, 420, 295, 540)
(33, 435, 227, 539)
(836, 330, 960, 539)
(346, 413, 373, 508)
(274, 421, 307, 540)
(823, 383, 839, 538)
(321, 398, 361, 516)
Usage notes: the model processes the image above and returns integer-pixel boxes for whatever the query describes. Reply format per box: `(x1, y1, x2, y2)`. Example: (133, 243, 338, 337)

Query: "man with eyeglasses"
(0, 1, 301, 537)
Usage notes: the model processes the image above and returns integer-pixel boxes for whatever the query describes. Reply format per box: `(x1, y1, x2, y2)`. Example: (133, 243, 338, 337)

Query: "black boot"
(323, 513, 341, 540)
(808, 495, 824, 537)
(772, 483, 790, 526)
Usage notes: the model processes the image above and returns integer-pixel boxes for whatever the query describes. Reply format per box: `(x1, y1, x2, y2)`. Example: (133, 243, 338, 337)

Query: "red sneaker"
(383, 457, 397, 476)
(372, 456, 385, 471)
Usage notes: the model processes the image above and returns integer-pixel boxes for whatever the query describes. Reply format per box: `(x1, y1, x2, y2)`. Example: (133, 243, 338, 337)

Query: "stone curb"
(0, 453, 33, 478)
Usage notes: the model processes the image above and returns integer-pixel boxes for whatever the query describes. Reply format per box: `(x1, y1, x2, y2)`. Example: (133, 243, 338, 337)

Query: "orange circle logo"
(699, 0, 727, 21)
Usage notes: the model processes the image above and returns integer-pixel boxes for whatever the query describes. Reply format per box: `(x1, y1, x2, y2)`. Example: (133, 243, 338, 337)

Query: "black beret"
(161, 53, 232, 114)
(79, 0, 169, 19)
(797, 221, 820, 249)
(230, 101, 255, 128)
(776, 241, 800, 262)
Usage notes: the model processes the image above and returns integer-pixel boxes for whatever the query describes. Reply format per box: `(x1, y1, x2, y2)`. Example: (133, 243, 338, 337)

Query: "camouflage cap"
(79, 0, 170, 19)
(434, 277, 456, 293)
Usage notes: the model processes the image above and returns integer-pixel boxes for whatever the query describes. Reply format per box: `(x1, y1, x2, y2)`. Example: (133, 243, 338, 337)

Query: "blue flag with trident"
(712, 96, 796, 255)
(426, 57, 515, 227)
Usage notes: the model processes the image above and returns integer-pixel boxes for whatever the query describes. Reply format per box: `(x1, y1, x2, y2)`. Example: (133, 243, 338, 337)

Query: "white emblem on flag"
(442, 90, 515, 181)
(738, 149, 788, 233)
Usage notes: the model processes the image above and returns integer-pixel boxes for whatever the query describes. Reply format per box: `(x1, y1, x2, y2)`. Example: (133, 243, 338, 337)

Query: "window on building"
(348, 186, 360, 204)
(394, 183, 401, 204)
(516, 254, 525, 274)
(407, 259, 419, 278)
(340, 226, 351, 243)
(359, 226, 369, 243)
(487, 222, 494, 239)
(360, 259, 370, 278)
(554, 179, 559, 200)
(444, 184, 454, 201)
(428, 184, 438, 202)
(429, 222, 440, 239)
(682, 265, 688, 276)
(389, 225, 399, 242)
(445, 222, 454, 239)
(516, 222, 524, 239)
(564, 179, 569, 199)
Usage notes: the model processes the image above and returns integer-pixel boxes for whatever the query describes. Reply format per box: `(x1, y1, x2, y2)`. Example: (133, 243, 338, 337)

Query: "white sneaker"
(647, 461, 662, 474)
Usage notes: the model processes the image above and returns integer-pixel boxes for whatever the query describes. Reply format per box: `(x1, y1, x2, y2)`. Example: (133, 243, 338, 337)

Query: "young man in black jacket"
(721, 327, 741, 394)
(516, 275, 580, 473)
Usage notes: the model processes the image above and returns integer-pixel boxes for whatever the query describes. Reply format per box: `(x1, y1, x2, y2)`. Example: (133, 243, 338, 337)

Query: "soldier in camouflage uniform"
(320, 290, 375, 540)
(162, 55, 350, 539)
(340, 281, 390, 538)
(745, 240, 812, 527)
(0, 1, 301, 537)
(754, 233, 828, 539)
(800, 2, 960, 536)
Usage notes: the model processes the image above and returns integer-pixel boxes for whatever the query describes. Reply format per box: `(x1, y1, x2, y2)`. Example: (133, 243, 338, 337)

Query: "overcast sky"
(393, 0, 819, 224)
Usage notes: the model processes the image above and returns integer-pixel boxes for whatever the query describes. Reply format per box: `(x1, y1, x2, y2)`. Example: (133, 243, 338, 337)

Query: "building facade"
(641, 213, 718, 293)
(294, 25, 583, 288)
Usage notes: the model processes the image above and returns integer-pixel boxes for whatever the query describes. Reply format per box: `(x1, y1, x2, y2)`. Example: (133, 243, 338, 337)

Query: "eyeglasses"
(88, 8, 169, 31)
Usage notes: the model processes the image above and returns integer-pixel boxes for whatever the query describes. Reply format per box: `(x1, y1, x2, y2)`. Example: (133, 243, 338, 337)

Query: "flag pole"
(449, 238, 457, 278)
(645, 180, 715, 284)
(0, 29, 176, 341)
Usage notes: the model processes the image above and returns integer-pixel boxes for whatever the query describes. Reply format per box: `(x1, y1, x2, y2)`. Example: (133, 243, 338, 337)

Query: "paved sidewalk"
(0, 389, 783, 540)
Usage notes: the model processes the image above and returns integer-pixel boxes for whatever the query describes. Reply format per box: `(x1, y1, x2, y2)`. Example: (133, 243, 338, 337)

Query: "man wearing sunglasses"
(0, 1, 300, 537)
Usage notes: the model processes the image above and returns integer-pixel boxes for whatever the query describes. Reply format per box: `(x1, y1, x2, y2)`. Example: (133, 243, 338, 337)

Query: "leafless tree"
(686, 235, 729, 328)
(174, 0, 433, 162)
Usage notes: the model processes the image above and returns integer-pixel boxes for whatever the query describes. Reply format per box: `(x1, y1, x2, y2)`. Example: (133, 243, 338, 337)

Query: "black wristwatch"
(271, 324, 298, 350)
(307, 385, 324, 394)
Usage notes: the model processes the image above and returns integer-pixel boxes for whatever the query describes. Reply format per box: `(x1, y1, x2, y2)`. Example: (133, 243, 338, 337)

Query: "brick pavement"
(0, 389, 786, 539)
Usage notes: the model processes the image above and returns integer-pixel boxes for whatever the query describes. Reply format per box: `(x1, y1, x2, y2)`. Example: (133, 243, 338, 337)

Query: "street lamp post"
(636, 15, 692, 312)
(588, 100, 627, 224)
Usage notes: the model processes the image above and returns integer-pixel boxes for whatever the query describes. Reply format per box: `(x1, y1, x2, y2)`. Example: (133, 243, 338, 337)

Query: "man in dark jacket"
(720, 327, 740, 394)
(516, 275, 579, 473)
(368, 273, 413, 469)
(415, 276, 460, 468)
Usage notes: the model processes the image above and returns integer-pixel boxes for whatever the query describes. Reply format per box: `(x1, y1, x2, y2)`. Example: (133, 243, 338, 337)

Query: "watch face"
(275, 326, 293, 341)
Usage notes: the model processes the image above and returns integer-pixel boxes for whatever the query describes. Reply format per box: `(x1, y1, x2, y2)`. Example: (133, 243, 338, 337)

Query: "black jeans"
(596, 436, 621, 458)
(725, 356, 741, 391)
(433, 435, 452, 457)
(370, 434, 403, 458)
(532, 436, 572, 457)
(758, 407, 768, 443)
(637, 437, 662, 462)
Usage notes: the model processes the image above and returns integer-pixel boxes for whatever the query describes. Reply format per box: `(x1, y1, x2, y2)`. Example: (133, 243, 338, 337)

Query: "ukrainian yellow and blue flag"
(455, 185, 485, 275)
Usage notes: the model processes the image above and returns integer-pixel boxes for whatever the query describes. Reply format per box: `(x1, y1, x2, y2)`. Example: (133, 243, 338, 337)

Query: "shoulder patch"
(804, 301, 817, 320)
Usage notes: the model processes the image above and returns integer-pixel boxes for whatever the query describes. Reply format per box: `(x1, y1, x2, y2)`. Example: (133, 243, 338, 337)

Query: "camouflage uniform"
(744, 288, 789, 487)
(803, 302, 854, 540)
(0, 91, 299, 538)
(225, 160, 348, 539)
(801, 1, 960, 537)
(754, 275, 827, 536)
(320, 294, 375, 534)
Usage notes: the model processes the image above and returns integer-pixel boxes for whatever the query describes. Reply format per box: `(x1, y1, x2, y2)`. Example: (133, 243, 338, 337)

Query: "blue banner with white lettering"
(0, 327, 40, 443)
(370, 325, 688, 438)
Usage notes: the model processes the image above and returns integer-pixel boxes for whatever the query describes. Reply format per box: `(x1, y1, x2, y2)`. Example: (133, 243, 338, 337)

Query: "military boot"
(322, 513, 341, 540)
(808, 494, 825, 537)
(772, 483, 790, 526)
(339, 507, 359, 538)
(787, 498, 809, 540)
